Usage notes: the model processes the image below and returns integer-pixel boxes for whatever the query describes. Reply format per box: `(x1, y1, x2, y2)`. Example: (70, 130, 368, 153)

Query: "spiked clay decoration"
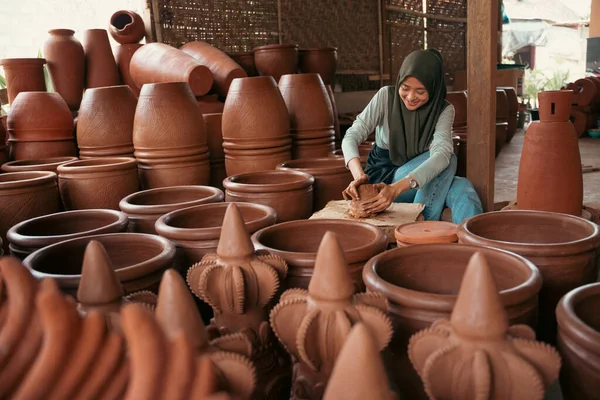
(408, 252, 561, 400)
(269, 231, 393, 400)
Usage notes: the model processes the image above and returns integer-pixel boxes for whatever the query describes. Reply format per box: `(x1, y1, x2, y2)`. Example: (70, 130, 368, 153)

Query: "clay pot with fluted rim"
(57, 157, 139, 210)
(203, 113, 226, 189)
(223, 170, 314, 222)
(253, 44, 299, 82)
(23, 232, 175, 296)
(1, 156, 77, 173)
(119, 185, 224, 234)
(228, 52, 257, 76)
(7, 209, 128, 260)
(108, 10, 146, 44)
(114, 43, 143, 97)
(0, 58, 46, 104)
(82, 29, 121, 88)
(394, 221, 458, 247)
(298, 48, 338, 85)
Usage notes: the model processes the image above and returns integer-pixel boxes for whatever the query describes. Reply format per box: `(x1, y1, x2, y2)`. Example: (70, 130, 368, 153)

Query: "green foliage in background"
(524, 67, 569, 108)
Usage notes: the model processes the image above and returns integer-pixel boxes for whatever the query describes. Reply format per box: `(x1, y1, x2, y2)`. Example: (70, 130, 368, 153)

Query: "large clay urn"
(517, 90, 582, 216)
(129, 43, 213, 96)
(108, 10, 146, 44)
(362, 242, 543, 399)
(0, 58, 47, 104)
(277, 157, 352, 211)
(114, 43, 143, 97)
(77, 85, 137, 158)
(0, 171, 60, 253)
(82, 29, 121, 88)
(253, 44, 299, 82)
(7, 92, 76, 160)
(298, 48, 338, 85)
(7, 209, 128, 260)
(254, 219, 388, 291)
(43, 29, 85, 110)
(23, 232, 175, 296)
(228, 51, 257, 77)
(1, 156, 77, 173)
(180, 41, 247, 98)
(458, 210, 600, 344)
(119, 185, 224, 234)
(556, 283, 600, 400)
(223, 170, 314, 222)
(57, 157, 140, 210)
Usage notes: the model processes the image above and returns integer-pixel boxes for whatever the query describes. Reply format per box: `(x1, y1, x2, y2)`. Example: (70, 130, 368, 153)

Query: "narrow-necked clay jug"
(253, 44, 298, 82)
(114, 43, 143, 97)
(108, 10, 146, 44)
(82, 29, 121, 88)
(228, 51, 257, 76)
(0, 58, 47, 104)
(298, 48, 338, 85)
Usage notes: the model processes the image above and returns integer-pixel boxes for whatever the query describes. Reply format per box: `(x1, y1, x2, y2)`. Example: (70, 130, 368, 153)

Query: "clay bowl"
(7, 209, 128, 260)
(119, 185, 224, 234)
(458, 210, 600, 344)
(1, 156, 78, 173)
(252, 219, 388, 291)
(556, 283, 600, 400)
(23, 232, 175, 296)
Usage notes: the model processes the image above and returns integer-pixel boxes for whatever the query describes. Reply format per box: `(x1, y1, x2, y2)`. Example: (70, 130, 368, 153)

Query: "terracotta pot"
(496, 88, 509, 122)
(253, 219, 387, 291)
(108, 10, 146, 44)
(538, 90, 573, 122)
(129, 43, 213, 96)
(556, 283, 600, 400)
(572, 78, 597, 107)
(43, 29, 85, 110)
(362, 242, 543, 398)
(7, 92, 76, 160)
(445, 91, 467, 126)
(228, 52, 257, 77)
(1, 156, 77, 173)
(197, 94, 224, 115)
(0, 58, 46, 104)
(458, 210, 600, 344)
(77, 85, 137, 158)
(0, 171, 61, 253)
(181, 41, 247, 98)
(114, 43, 143, 97)
(253, 44, 299, 82)
(23, 232, 175, 296)
(82, 29, 121, 88)
(276, 157, 352, 211)
(495, 121, 507, 157)
(326, 85, 341, 144)
(222, 136, 291, 150)
(119, 185, 224, 234)
(57, 157, 139, 210)
(298, 48, 337, 85)
(137, 153, 211, 189)
(223, 170, 314, 222)
(292, 137, 336, 159)
(394, 221, 458, 247)
(224, 144, 291, 176)
(7, 209, 128, 260)
(155, 201, 277, 268)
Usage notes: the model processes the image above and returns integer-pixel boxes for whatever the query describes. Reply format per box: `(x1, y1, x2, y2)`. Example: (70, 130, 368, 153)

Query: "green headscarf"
(387, 48, 449, 165)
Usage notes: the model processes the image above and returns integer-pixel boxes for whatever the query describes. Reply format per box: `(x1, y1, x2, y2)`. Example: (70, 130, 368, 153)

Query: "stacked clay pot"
(517, 90, 583, 216)
(119, 185, 224, 234)
(43, 29, 85, 111)
(57, 157, 139, 210)
(276, 157, 352, 211)
(0, 58, 47, 104)
(82, 29, 121, 88)
(278, 73, 336, 159)
(77, 85, 137, 158)
(1, 156, 77, 173)
(203, 113, 226, 189)
(394, 221, 459, 247)
(223, 170, 314, 222)
(133, 82, 211, 188)
(7, 92, 76, 160)
(228, 51, 257, 77)
(495, 89, 509, 157)
(222, 76, 292, 175)
(298, 47, 338, 85)
(253, 43, 299, 82)
(499, 86, 518, 142)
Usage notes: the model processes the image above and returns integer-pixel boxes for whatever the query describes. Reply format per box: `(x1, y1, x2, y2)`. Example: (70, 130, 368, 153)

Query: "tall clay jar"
(108, 10, 146, 44)
(0, 58, 47, 104)
(82, 29, 121, 88)
(298, 48, 338, 85)
(253, 44, 299, 82)
(43, 29, 85, 110)
(57, 157, 139, 210)
(114, 44, 143, 97)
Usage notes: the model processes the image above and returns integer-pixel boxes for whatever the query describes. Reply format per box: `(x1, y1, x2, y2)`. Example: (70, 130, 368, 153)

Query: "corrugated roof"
(504, 0, 588, 23)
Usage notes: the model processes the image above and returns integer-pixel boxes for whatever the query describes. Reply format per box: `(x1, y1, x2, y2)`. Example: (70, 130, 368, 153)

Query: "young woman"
(342, 48, 482, 223)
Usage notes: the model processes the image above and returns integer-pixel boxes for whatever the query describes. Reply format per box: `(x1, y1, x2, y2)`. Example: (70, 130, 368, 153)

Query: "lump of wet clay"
(349, 184, 379, 218)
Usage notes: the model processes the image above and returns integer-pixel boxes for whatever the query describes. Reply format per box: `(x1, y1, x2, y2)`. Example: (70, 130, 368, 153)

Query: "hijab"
(386, 48, 449, 165)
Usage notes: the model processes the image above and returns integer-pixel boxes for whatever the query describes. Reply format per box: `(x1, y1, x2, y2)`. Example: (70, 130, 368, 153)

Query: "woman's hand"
(343, 173, 369, 200)
(361, 178, 411, 214)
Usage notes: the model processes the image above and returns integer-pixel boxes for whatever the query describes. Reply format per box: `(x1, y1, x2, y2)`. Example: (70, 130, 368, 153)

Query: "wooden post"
(466, 0, 497, 211)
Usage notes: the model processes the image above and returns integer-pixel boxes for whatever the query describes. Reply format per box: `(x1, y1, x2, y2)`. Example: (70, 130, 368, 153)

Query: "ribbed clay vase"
(129, 43, 213, 96)
(253, 219, 387, 291)
(23, 232, 175, 296)
(119, 185, 224, 234)
(7, 92, 76, 160)
(1, 156, 77, 173)
(228, 52, 257, 77)
(223, 170, 314, 222)
(43, 29, 85, 110)
(0, 171, 61, 253)
(0, 58, 47, 104)
(108, 10, 146, 44)
(82, 29, 121, 88)
(7, 209, 128, 260)
(458, 210, 600, 344)
(362, 242, 543, 399)
(298, 48, 338, 85)
(57, 157, 139, 210)
(114, 43, 143, 97)
(517, 90, 582, 216)
(556, 283, 600, 400)
(253, 44, 299, 82)
(77, 85, 137, 158)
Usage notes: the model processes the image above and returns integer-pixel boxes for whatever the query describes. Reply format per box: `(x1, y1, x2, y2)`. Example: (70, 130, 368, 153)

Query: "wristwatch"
(407, 175, 419, 189)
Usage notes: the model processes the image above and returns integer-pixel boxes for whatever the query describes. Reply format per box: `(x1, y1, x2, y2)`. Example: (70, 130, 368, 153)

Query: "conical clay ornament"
(270, 231, 393, 400)
(408, 252, 561, 400)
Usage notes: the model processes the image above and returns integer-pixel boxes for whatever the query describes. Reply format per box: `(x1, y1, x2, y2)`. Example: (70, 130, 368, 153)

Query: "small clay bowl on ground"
(119, 185, 224, 234)
(1, 156, 78, 173)
(252, 219, 388, 291)
(23, 232, 175, 296)
(7, 209, 128, 260)
(394, 221, 458, 247)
